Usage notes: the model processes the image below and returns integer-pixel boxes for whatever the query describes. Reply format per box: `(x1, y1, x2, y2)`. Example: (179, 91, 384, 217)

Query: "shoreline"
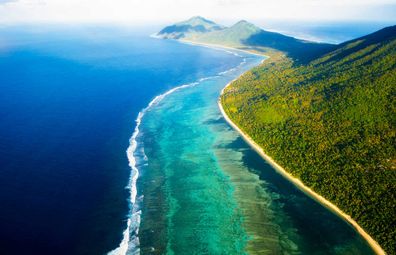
(218, 81, 386, 255)
(151, 34, 269, 60)
(152, 34, 386, 254)
(178, 39, 268, 58)
(109, 82, 202, 255)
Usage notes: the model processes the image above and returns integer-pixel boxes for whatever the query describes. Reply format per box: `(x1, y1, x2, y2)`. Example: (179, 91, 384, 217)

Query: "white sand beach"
(218, 80, 386, 255)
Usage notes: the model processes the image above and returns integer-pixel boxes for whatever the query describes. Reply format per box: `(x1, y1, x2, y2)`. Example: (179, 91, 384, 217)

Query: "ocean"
(255, 20, 396, 43)
(0, 25, 242, 254)
(0, 24, 377, 255)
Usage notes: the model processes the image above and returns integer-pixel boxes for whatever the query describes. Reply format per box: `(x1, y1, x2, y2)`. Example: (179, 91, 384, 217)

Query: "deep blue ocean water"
(0, 23, 382, 255)
(133, 50, 374, 255)
(0, 26, 242, 254)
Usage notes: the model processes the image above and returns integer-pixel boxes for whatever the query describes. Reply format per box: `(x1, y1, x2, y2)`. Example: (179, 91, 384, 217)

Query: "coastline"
(218, 81, 386, 255)
(178, 39, 268, 58)
(151, 34, 386, 254)
(151, 34, 269, 60)
(111, 36, 263, 255)
(108, 82, 201, 255)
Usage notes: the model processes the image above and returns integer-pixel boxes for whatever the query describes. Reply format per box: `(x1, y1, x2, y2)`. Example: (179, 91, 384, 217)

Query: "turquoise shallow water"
(134, 49, 375, 254)
(0, 27, 243, 254)
(0, 26, 379, 255)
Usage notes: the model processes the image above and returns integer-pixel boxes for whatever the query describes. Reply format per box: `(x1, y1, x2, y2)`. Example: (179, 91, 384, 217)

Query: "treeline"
(221, 28, 396, 253)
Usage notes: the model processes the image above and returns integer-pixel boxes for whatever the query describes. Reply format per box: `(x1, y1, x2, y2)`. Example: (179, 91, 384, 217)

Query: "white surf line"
(107, 57, 247, 255)
(177, 35, 385, 254)
(107, 82, 200, 255)
(154, 34, 385, 255)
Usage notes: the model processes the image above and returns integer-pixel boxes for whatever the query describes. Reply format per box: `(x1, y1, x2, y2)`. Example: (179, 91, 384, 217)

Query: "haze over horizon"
(0, 0, 395, 24)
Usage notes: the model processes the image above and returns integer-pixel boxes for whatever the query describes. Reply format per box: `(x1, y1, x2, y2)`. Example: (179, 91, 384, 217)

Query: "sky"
(0, 0, 395, 24)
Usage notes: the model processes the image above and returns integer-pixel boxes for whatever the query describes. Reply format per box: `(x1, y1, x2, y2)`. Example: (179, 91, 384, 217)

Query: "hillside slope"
(156, 16, 224, 39)
(157, 17, 334, 63)
(221, 25, 396, 254)
(189, 20, 262, 46)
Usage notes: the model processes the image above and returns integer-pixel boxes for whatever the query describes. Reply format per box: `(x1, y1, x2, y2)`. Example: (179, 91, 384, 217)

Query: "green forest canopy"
(221, 26, 396, 254)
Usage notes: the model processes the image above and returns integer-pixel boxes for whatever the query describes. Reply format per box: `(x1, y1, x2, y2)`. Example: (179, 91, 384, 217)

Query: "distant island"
(156, 16, 335, 63)
(157, 17, 396, 254)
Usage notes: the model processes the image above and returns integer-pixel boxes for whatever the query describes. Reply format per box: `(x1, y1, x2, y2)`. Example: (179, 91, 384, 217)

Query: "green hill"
(157, 17, 334, 63)
(156, 16, 224, 39)
(190, 20, 262, 47)
(221, 25, 396, 254)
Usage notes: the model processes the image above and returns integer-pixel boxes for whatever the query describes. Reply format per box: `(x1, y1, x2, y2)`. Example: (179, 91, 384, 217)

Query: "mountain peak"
(157, 16, 223, 39)
(231, 20, 261, 33)
(233, 20, 258, 27)
(180, 16, 217, 26)
(187, 16, 214, 23)
(235, 20, 249, 24)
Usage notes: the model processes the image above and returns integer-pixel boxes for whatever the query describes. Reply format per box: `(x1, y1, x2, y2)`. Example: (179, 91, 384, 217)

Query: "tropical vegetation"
(221, 26, 396, 254)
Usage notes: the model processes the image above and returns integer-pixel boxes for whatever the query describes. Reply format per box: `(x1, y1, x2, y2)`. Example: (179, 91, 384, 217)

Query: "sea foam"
(108, 49, 246, 255)
(107, 82, 200, 255)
